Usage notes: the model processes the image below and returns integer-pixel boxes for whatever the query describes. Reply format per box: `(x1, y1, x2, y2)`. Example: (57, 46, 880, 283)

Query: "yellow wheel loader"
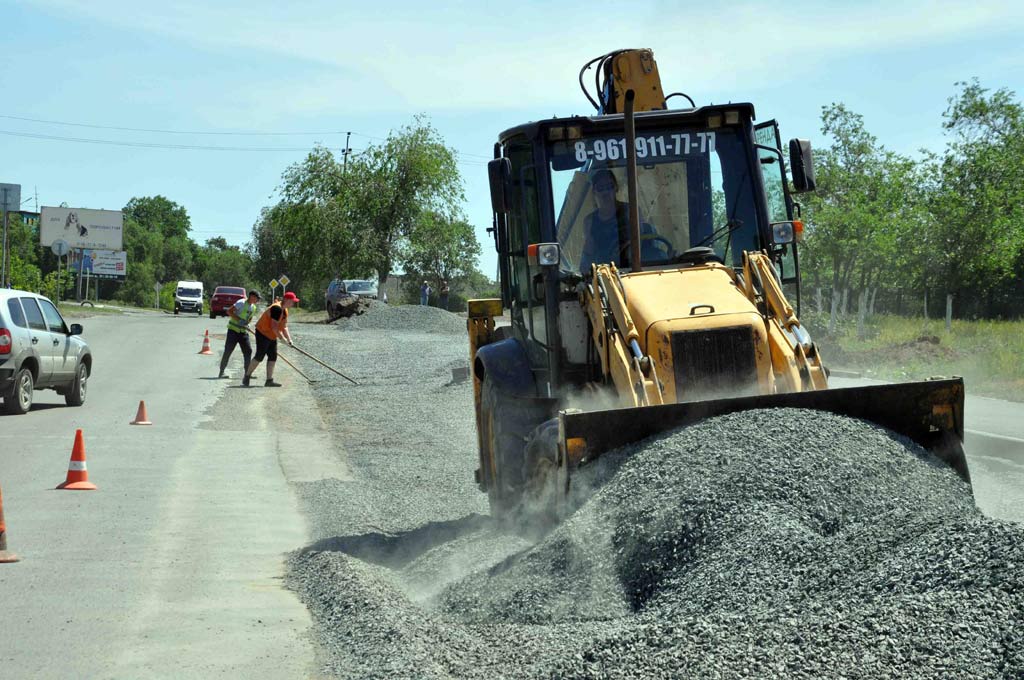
(468, 49, 970, 519)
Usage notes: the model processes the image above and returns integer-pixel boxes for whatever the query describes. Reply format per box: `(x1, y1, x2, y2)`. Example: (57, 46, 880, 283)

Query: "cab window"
(757, 146, 797, 282)
(548, 126, 762, 270)
(504, 135, 541, 303)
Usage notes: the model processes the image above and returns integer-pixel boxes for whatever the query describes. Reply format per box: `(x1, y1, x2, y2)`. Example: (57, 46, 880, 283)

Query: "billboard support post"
(76, 249, 83, 301)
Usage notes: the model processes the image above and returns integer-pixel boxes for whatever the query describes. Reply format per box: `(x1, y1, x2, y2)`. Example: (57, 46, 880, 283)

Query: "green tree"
(343, 117, 464, 284)
(801, 104, 925, 329)
(8, 253, 42, 292)
(124, 196, 191, 240)
(250, 117, 466, 299)
(195, 237, 253, 291)
(403, 213, 481, 288)
(928, 80, 1024, 316)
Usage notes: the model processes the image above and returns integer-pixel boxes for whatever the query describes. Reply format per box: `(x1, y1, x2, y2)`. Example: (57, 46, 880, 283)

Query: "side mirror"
(69, 323, 83, 336)
(788, 139, 816, 193)
(487, 158, 513, 214)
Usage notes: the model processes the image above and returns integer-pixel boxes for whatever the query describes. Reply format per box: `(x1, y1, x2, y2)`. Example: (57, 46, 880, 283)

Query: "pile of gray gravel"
(330, 301, 465, 334)
(290, 404, 1024, 678)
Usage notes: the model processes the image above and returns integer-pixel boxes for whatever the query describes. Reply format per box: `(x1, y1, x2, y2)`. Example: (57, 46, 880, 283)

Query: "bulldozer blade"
(558, 378, 970, 488)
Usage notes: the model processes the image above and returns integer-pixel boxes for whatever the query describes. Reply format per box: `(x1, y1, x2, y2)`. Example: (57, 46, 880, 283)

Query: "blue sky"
(2, 0, 1023, 280)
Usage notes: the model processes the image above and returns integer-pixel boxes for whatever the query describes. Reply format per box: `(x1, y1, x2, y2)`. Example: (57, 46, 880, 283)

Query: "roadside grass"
(808, 313, 1024, 402)
(57, 300, 165, 318)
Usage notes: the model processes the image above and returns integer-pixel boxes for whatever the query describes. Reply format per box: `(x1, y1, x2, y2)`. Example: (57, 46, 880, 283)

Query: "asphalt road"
(0, 312, 344, 679)
(2, 312, 1020, 679)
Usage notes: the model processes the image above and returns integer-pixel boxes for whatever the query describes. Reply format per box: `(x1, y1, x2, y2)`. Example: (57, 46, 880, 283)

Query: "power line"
(0, 129, 347, 152)
(2, 113, 495, 161)
(0, 113, 350, 137)
(2, 128, 489, 169)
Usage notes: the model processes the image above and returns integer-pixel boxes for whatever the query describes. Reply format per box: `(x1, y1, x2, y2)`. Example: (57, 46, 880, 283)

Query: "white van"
(174, 280, 204, 315)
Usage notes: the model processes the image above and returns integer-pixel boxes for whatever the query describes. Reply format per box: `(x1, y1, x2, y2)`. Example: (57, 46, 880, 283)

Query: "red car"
(209, 286, 246, 319)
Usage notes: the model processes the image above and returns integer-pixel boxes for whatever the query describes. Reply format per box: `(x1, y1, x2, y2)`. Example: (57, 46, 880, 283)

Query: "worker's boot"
(265, 379, 282, 387)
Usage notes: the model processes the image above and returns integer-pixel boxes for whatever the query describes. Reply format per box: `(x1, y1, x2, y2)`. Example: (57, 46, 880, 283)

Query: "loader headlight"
(528, 242, 561, 267)
(771, 221, 795, 245)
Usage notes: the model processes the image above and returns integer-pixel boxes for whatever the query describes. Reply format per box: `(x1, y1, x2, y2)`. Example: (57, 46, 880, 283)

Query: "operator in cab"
(578, 168, 661, 272)
(579, 169, 628, 272)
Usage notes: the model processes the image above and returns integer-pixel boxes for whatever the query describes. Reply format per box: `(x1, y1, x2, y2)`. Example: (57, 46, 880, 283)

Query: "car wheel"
(3, 367, 34, 415)
(65, 363, 88, 407)
(210, 311, 216, 319)
(174, 308, 179, 315)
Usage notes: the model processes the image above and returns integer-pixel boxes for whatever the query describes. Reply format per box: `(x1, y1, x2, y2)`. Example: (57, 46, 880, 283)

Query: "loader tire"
(523, 418, 561, 525)
(480, 378, 547, 520)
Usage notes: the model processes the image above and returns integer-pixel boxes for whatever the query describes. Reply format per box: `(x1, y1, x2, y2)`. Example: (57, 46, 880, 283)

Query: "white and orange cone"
(56, 429, 97, 491)
(198, 330, 213, 355)
(0, 483, 19, 563)
(130, 400, 152, 426)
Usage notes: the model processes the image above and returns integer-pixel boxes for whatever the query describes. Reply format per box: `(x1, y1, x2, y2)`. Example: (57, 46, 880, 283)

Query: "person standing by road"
(218, 290, 261, 379)
(243, 291, 297, 387)
(439, 281, 450, 310)
(420, 281, 431, 306)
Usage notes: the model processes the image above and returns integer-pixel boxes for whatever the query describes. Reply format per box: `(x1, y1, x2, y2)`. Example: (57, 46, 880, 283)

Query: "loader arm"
(586, 263, 665, 407)
(743, 252, 828, 392)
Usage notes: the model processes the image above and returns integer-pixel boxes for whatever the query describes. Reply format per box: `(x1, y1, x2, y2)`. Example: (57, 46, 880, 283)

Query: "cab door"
(38, 298, 75, 381)
(18, 297, 53, 386)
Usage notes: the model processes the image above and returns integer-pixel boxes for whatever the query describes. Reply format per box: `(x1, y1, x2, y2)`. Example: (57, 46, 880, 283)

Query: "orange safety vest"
(255, 303, 288, 340)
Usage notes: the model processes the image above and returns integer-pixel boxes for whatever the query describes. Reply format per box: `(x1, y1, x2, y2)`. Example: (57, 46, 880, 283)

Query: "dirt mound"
(330, 301, 465, 334)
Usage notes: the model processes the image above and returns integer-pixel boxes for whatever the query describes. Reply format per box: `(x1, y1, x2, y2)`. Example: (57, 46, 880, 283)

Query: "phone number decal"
(573, 132, 716, 162)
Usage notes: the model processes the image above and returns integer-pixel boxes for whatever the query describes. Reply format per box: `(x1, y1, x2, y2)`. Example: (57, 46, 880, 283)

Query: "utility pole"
(1, 186, 8, 288)
(343, 131, 351, 172)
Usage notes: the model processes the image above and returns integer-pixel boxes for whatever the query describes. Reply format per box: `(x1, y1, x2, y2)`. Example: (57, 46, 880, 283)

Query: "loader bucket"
(557, 378, 970, 489)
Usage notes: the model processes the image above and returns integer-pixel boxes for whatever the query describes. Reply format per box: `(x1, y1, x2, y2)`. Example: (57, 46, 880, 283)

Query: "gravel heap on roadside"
(435, 409, 1023, 678)
(290, 402, 1024, 679)
(330, 301, 465, 334)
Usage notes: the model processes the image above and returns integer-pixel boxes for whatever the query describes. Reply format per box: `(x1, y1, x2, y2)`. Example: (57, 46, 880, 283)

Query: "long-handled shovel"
(245, 328, 318, 384)
(288, 343, 360, 385)
(277, 352, 318, 384)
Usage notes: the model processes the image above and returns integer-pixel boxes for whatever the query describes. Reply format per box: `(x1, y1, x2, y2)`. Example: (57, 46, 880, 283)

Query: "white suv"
(0, 289, 92, 415)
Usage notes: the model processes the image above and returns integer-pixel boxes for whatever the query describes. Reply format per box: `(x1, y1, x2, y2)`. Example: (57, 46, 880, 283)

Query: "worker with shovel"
(243, 291, 297, 388)
(219, 290, 261, 379)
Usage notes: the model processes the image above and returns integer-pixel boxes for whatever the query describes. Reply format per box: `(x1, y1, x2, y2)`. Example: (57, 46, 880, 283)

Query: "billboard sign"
(0, 183, 21, 212)
(71, 249, 127, 281)
(40, 206, 123, 251)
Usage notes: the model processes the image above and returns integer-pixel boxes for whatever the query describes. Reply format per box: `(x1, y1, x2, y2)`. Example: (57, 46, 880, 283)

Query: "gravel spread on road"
(327, 300, 466, 334)
(285, 304, 1024, 679)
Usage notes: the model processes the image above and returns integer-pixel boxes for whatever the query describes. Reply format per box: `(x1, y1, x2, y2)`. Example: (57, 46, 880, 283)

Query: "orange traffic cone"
(0, 483, 19, 563)
(198, 330, 213, 355)
(130, 400, 152, 426)
(57, 429, 97, 491)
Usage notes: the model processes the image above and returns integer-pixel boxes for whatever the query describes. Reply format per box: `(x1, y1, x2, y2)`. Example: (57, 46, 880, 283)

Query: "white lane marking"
(965, 428, 1024, 445)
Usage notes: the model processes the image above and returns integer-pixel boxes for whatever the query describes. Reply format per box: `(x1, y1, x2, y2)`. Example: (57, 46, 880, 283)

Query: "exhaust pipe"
(624, 89, 642, 272)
